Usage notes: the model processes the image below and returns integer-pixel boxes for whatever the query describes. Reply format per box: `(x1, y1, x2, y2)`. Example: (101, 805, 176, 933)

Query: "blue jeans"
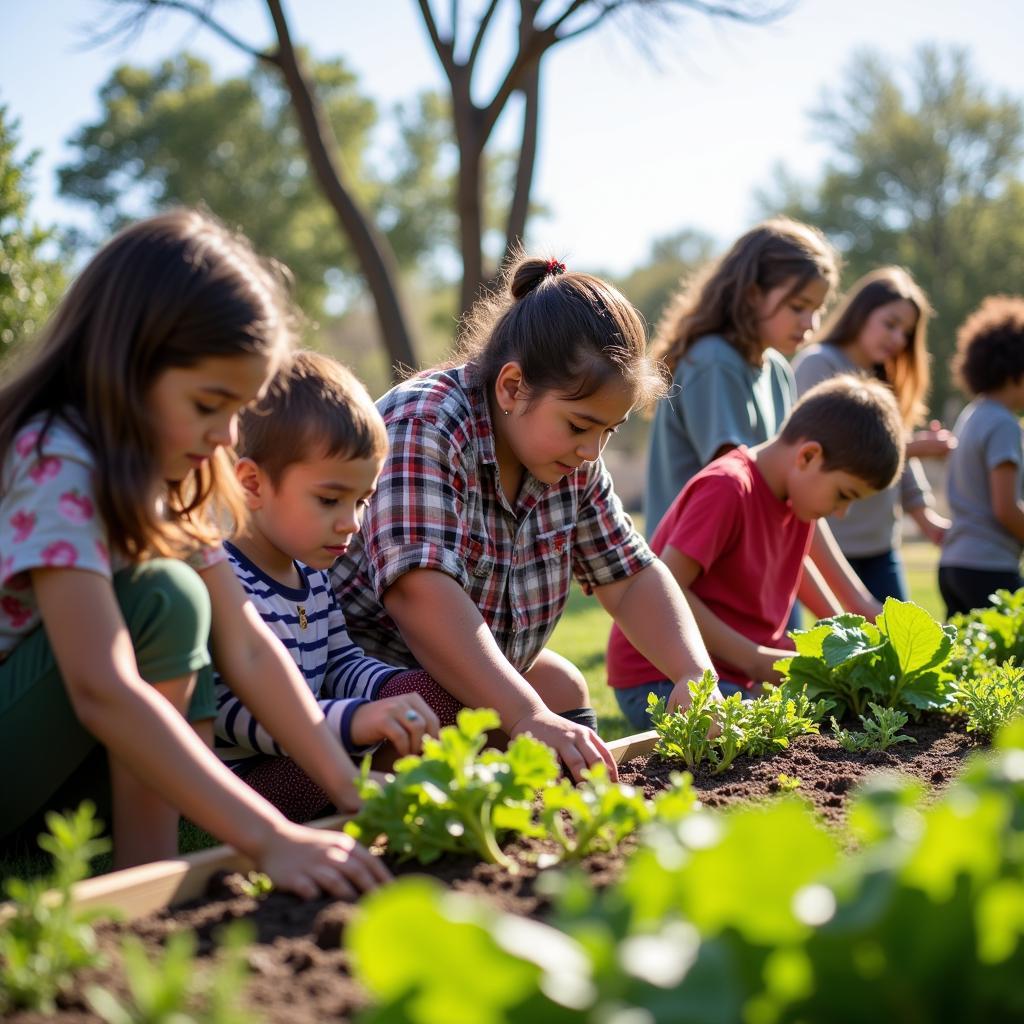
(845, 549, 908, 604)
(614, 678, 753, 731)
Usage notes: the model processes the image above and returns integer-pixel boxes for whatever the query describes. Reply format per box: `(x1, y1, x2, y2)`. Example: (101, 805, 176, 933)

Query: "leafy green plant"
(349, 723, 1024, 1024)
(952, 660, 1024, 736)
(346, 707, 559, 868)
(950, 587, 1024, 678)
(648, 675, 824, 774)
(646, 669, 719, 769)
(540, 762, 651, 861)
(743, 683, 828, 757)
(775, 773, 802, 792)
(776, 597, 957, 717)
(87, 921, 256, 1024)
(0, 802, 111, 1013)
(831, 702, 916, 753)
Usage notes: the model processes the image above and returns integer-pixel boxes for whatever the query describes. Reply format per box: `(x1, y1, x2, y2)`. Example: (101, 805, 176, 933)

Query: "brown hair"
(780, 374, 905, 491)
(454, 250, 668, 408)
(0, 208, 295, 560)
(952, 295, 1024, 396)
(651, 217, 839, 374)
(237, 350, 387, 485)
(814, 266, 932, 428)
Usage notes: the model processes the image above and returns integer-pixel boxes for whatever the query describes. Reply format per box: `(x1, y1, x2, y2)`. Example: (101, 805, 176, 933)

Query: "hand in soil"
(349, 692, 440, 754)
(258, 822, 391, 900)
(509, 708, 618, 783)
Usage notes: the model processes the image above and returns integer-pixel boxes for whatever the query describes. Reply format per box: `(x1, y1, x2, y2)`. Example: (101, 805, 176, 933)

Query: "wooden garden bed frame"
(1, 731, 657, 923)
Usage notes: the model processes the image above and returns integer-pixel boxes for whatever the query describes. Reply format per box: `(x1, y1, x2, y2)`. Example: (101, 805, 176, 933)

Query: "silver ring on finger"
(404, 709, 420, 723)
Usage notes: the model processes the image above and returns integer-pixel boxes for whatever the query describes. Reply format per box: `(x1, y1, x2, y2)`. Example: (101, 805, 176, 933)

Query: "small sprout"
(832, 704, 916, 753)
(238, 872, 273, 899)
(775, 773, 802, 792)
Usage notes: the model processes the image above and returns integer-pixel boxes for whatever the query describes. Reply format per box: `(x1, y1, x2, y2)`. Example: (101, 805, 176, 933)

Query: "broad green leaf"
(879, 598, 953, 678)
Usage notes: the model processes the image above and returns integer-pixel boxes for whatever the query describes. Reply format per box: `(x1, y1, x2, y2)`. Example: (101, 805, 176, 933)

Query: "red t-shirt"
(607, 447, 812, 690)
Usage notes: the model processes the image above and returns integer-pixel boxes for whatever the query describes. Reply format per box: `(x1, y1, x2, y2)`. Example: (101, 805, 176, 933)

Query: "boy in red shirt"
(608, 375, 905, 729)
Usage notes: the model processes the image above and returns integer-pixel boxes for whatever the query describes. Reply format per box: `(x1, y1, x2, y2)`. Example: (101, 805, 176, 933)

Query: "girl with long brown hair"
(793, 266, 953, 602)
(0, 209, 388, 898)
(645, 218, 882, 628)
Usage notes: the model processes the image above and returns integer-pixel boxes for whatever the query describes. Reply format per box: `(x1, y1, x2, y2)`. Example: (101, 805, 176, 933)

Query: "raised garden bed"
(4, 714, 980, 1024)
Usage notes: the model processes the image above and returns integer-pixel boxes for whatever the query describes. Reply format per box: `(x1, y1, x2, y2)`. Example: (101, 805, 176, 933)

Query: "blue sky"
(3, 0, 1024, 273)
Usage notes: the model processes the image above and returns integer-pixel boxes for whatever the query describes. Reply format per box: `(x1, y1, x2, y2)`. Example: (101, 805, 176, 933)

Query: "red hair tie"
(545, 258, 566, 277)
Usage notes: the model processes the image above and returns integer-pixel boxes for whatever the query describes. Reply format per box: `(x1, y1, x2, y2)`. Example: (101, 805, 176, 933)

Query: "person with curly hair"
(939, 295, 1024, 616)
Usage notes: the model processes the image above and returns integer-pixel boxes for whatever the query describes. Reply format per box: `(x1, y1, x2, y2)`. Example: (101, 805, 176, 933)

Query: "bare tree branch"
(466, 0, 502, 73)
(417, 0, 457, 80)
(87, 0, 276, 63)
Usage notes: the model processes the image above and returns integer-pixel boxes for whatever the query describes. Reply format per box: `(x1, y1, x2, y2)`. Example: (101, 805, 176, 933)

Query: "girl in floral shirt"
(0, 210, 387, 900)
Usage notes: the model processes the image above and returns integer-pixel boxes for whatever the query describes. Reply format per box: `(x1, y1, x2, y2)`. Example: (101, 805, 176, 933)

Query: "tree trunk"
(451, 66, 486, 318)
(265, 0, 416, 378)
(505, 60, 540, 260)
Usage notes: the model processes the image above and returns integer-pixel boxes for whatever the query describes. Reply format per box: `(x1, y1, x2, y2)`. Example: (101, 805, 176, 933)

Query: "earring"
(503, 409, 510, 416)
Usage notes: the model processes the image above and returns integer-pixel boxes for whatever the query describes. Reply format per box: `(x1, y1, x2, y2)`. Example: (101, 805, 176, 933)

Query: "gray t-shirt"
(941, 397, 1024, 571)
(792, 344, 929, 557)
(644, 335, 795, 537)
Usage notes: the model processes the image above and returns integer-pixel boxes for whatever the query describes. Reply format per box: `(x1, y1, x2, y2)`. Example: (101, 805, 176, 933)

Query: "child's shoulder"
(687, 447, 756, 498)
(9, 414, 93, 466)
(379, 366, 475, 427)
(683, 334, 743, 368)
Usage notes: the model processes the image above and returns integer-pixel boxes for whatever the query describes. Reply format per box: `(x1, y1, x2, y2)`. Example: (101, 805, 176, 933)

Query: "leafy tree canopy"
(0, 105, 66, 361)
(760, 45, 1024, 415)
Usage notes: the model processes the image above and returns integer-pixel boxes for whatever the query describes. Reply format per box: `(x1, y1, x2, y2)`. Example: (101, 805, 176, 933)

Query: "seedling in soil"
(346, 707, 559, 868)
(775, 773, 803, 792)
(647, 670, 719, 769)
(541, 762, 651, 861)
(86, 921, 257, 1024)
(0, 801, 111, 1014)
(237, 872, 273, 899)
(831, 703, 916, 753)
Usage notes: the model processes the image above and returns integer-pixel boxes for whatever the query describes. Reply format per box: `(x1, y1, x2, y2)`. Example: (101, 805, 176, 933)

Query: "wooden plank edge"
(2, 731, 659, 924)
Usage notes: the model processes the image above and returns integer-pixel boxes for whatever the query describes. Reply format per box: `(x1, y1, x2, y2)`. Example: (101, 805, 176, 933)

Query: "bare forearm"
(598, 563, 713, 684)
(75, 672, 281, 858)
(797, 556, 843, 619)
(996, 503, 1024, 543)
(218, 633, 359, 805)
(808, 522, 880, 617)
(383, 570, 546, 730)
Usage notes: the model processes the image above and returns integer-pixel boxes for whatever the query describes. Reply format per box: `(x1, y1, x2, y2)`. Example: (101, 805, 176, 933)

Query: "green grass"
(1, 541, 944, 883)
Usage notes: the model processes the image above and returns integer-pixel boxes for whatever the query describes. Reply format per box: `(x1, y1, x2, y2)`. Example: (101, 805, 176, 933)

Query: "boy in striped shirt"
(213, 351, 442, 821)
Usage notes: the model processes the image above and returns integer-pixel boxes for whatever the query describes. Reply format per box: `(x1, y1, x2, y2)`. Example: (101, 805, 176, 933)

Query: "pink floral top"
(0, 416, 226, 660)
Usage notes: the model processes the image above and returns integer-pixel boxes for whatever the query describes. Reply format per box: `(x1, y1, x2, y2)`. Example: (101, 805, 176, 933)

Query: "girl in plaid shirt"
(333, 254, 720, 780)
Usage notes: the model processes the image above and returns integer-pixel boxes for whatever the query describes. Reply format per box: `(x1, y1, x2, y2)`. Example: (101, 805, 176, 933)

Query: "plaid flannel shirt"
(330, 364, 654, 672)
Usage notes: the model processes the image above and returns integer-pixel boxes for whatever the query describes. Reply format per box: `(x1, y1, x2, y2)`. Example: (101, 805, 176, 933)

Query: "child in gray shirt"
(939, 296, 1024, 616)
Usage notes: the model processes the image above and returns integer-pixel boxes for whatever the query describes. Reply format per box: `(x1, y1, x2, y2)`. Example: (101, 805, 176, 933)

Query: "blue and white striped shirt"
(214, 541, 401, 771)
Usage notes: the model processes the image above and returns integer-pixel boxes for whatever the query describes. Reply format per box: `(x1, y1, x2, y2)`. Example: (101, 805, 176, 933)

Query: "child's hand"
(913, 506, 950, 546)
(257, 821, 391, 901)
(349, 694, 439, 755)
(907, 420, 956, 459)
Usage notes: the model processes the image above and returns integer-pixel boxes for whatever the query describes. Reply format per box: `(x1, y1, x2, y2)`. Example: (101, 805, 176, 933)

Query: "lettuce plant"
(346, 707, 559, 867)
(0, 802, 111, 1013)
(831, 702, 916, 753)
(950, 587, 1024, 677)
(775, 598, 957, 717)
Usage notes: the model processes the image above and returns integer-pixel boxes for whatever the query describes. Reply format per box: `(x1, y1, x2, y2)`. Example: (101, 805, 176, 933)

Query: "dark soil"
(6, 714, 982, 1024)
